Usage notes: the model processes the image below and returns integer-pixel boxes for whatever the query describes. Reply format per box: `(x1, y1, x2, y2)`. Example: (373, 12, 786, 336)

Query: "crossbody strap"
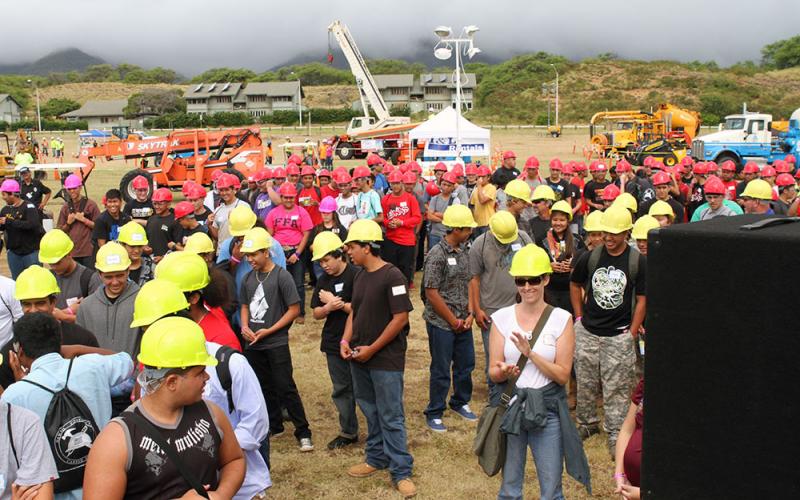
(123, 411, 209, 499)
(7, 403, 19, 468)
(500, 304, 554, 407)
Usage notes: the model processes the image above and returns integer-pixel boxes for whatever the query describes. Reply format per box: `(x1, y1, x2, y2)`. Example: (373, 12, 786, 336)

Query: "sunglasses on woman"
(514, 276, 543, 287)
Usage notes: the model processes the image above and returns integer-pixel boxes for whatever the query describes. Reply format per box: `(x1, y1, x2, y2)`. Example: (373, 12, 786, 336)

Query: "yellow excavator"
(589, 103, 701, 166)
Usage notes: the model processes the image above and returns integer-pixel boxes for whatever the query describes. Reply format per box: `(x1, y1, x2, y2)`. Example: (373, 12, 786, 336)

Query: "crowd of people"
(0, 147, 796, 500)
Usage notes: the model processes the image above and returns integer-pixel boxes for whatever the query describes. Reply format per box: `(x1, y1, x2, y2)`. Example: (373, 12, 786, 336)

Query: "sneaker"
(396, 478, 417, 498)
(299, 437, 314, 452)
(578, 424, 600, 441)
(327, 435, 358, 450)
(452, 404, 478, 421)
(426, 418, 446, 433)
(269, 429, 284, 438)
(348, 463, 380, 478)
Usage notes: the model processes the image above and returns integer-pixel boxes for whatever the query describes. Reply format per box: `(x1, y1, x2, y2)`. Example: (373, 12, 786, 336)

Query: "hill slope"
(0, 49, 105, 75)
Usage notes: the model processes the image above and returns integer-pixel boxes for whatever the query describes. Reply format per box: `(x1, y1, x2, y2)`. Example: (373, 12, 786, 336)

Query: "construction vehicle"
(589, 103, 701, 165)
(327, 20, 423, 163)
(691, 106, 800, 171)
(75, 127, 265, 202)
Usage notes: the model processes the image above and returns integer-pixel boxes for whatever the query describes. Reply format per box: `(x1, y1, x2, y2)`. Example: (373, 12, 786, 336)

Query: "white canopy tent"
(409, 106, 490, 159)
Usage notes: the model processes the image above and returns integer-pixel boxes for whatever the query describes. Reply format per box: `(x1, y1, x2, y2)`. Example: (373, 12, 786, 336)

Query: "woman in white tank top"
(488, 244, 589, 500)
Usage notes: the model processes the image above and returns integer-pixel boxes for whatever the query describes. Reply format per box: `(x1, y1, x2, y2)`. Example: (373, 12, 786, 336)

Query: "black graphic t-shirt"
(311, 263, 356, 355)
(123, 199, 155, 221)
(238, 266, 300, 350)
(117, 400, 221, 500)
(546, 178, 572, 202)
(571, 246, 647, 336)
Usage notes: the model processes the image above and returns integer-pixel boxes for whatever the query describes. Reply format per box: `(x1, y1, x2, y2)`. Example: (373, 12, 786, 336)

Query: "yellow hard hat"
(531, 185, 556, 202)
(550, 200, 573, 221)
(241, 227, 273, 254)
(95, 242, 132, 273)
(130, 279, 190, 328)
(154, 251, 210, 292)
(601, 205, 633, 234)
(509, 244, 552, 277)
(613, 192, 638, 213)
(631, 214, 661, 240)
(229, 205, 257, 236)
(137, 316, 217, 369)
(39, 229, 74, 264)
(741, 179, 773, 200)
(311, 231, 344, 261)
(184, 232, 215, 254)
(504, 179, 531, 202)
(343, 219, 383, 244)
(584, 210, 604, 232)
(442, 204, 477, 228)
(117, 221, 149, 246)
(14, 265, 60, 300)
(489, 211, 519, 245)
(648, 200, 675, 218)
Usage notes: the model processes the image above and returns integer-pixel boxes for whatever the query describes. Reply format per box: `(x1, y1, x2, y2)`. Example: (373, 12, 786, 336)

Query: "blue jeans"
(481, 325, 501, 406)
(312, 261, 324, 281)
(424, 323, 475, 418)
(286, 258, 305, 317)
(428, 233, 442, 253)
(350, 364, 413, 482)
(7, 250, 39, 280)
(498, 410, 565, 500)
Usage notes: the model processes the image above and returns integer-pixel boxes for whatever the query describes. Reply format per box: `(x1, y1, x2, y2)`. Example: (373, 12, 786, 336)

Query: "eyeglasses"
(514, 276, 543, 287)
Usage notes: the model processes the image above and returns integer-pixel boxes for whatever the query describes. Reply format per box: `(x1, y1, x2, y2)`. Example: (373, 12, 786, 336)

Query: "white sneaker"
(299, 437, 314, 452)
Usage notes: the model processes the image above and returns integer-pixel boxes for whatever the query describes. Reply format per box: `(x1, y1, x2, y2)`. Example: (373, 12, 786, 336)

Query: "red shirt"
(321, 185, 339, 199)
(723, 180, 738, 201)
(297, 186, 323, 226)
(623, 378, 644, 487)
(198, 306, 242, 351)
(381, 191, 421, 246)
(571, 177, 588, 214)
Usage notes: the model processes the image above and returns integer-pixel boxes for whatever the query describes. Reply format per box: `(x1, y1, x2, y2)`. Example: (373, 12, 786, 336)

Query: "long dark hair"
(550, 212, 576, 258)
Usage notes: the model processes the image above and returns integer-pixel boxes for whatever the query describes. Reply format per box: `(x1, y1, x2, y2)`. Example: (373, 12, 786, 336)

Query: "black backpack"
(214, 345, 239, 413)
(21, 359, 100, 493)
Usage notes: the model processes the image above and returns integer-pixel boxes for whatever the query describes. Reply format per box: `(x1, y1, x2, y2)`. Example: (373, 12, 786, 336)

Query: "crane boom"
(328, 20, 390, 120)
(328, 20, 410, 134)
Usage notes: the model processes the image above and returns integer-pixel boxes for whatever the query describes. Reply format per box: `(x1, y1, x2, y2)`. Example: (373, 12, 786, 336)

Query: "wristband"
(231, 256, 241, 264)
(294, 252, 301, 259)
(613, 473, 626, 480)
(575, 316, 582, 323)
(339, 339, 350, 345)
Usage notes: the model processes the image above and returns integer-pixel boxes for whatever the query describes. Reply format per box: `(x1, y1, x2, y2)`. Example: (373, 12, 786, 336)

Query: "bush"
(260, 107, 360, 125)
(41, 98, 81, 118)
(2, 119, 88, 131)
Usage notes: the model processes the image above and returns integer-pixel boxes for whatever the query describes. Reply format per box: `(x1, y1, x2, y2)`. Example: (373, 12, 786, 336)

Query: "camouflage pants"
(574, 321, 636, 450)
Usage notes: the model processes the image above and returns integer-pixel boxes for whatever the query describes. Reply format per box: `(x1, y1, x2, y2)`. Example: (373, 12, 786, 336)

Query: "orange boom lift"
(75, 127, 265, 202)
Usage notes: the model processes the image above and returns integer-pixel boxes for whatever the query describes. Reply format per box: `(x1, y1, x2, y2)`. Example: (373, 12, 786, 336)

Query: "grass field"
(18, 128, 617, 499)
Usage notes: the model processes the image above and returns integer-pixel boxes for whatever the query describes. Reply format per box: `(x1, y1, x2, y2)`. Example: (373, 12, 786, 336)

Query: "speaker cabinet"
(643, 215, 800, 499)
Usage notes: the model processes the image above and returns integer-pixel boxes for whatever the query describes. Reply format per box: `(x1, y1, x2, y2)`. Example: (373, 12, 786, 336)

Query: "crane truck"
(327, 20, 423, 164)
(691, 107, 800, 172)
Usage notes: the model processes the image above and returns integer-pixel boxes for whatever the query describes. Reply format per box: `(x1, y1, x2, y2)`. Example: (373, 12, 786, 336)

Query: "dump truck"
(691, 107, 800, 171)
(75, 127, 265, 202)
(589, 103, 701, 165)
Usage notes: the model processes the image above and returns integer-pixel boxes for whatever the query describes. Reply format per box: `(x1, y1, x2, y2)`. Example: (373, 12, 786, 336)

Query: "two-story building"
(359, 73, 477, 114)
(184, 81, 303, 118)
(61, 99, 137, 129)
(0, 94, 23, 124)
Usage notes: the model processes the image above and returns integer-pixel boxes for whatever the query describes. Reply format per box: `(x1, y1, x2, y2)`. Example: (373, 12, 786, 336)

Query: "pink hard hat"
(64, 174, 83, 190)
(319, 196, 337, 213)
(0, 179, 20, 193)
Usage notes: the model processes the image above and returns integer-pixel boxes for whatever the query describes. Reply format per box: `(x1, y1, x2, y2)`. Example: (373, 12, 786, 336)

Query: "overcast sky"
(2, 0, 799, 75)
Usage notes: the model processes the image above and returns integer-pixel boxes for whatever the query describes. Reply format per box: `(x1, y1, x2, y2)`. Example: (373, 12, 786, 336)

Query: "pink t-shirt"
(265, 204, 313, 247)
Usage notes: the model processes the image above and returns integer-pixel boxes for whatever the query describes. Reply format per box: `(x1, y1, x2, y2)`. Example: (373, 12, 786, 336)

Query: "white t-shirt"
(212, 198, 247, 244)
(336, 194, 358, 229)
(0, 277, 22, 347)
(491, 305, 570, 389)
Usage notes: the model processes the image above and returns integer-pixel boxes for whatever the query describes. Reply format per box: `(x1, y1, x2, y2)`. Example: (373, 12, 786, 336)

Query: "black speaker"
(643, 215, 800, 499)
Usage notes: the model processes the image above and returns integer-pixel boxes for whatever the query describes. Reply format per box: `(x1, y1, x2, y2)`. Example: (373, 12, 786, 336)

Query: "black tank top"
(117, 400, 222, 500)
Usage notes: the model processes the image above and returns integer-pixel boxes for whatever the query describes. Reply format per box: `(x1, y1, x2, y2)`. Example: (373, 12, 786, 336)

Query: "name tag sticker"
(132, 233, 143, 241)
(391, 285, 407, 296)
(511, 243, 522, 251)
(447, 257, 457, 266)
(400, 201, 407, 207)
(334, 283, 344, 293)
(105, 254, 121, 265)
(290, 215, 299, 221)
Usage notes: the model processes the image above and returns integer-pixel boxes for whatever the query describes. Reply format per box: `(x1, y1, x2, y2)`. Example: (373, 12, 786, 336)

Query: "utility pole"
(550, 64, 559, 128)
(298, 80, 303, 127)
(27, 79, 42, 131)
